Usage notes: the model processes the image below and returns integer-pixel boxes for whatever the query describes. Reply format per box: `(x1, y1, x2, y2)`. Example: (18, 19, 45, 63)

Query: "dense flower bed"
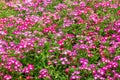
(0, 0, 120, 80)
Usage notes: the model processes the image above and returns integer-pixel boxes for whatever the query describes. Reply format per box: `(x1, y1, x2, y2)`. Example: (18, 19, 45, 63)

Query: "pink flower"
(80, 2, 86, 7)
(55, 4, 66, 10)
(38, 69, 50, 79)
(63, 19, 74, 27)
(97, 69, 105, 75)
(57, 38, 66, 46)
(28, 64, 34, 70)
(26, 76, 33, 80)
(65, 68, 69, 73)
(117, 10, 120, 15)
(89, 14, 100, 24)
(4, 74, 12, 80)
(70, 75, 80, 80)
(111, 4, 118, 8)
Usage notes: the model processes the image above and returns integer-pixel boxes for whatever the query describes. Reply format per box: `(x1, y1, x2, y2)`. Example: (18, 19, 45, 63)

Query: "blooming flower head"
(4, 74, 12, 80)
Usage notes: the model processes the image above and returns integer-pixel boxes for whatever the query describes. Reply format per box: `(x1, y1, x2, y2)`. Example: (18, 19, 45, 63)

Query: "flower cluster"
(0, 0, 120, 80)
(38, 69, 51, 79)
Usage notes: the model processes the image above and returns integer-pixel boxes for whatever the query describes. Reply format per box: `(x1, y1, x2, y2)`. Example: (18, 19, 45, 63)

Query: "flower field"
(0, 0, 120, 80)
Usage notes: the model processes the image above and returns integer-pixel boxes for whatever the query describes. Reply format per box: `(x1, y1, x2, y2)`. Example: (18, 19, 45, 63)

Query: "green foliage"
(0, 3, 18, 18)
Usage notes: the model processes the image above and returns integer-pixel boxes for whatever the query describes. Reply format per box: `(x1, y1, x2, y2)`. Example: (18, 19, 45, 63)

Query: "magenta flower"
(38, 69, 50, 79)
(80, 2, 86, 8)
(97, 68, 105, 75)
(89, 14, 98, 22)
(55, 3, 67, 10)
(4, 74, 12, 80)
(63, 19, 74, 27)
(28, 64, 34, 70)
(70, 75, 80, 80)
